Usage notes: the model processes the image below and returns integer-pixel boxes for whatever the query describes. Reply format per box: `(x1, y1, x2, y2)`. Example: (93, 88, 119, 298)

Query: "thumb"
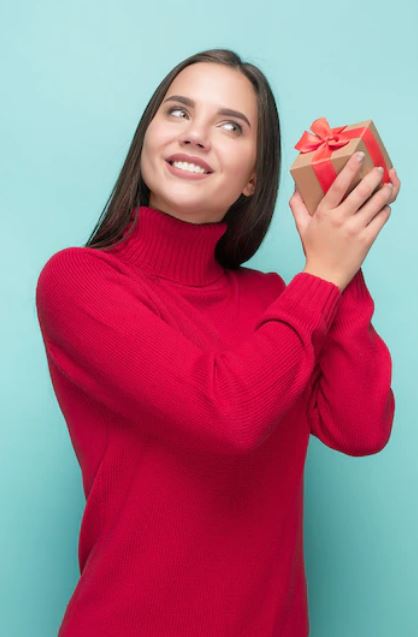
(289, 190, 310, 235)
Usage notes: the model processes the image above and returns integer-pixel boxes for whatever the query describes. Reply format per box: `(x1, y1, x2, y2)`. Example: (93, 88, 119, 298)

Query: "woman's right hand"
(289, 153, 401, 292)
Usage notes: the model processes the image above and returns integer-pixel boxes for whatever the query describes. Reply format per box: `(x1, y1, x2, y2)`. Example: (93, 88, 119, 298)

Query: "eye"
(222, 121, 243, 134)
(166, 106, 243, 134)
(167, 106, 188, 119)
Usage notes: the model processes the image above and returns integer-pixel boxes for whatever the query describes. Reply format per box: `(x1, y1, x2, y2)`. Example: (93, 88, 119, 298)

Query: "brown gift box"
(289, 118, 393, 215)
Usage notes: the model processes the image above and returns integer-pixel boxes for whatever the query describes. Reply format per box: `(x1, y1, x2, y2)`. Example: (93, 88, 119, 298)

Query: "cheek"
(227, 149, 255, 181)
(145, 120, 173, 151)
(140, 126, 171, 184)
(140, 136, 157, 186)
(142, 127, 157, 156)
(141, 133, 163, 176)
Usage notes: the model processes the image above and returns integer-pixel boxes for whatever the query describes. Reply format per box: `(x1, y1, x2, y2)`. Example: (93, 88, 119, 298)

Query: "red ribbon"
(294, 117, 390, 192)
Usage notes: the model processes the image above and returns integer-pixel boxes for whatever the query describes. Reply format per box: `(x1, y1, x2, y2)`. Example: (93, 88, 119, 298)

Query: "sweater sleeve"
(35, 247, 342, 456)
(306, 268, 395, 456)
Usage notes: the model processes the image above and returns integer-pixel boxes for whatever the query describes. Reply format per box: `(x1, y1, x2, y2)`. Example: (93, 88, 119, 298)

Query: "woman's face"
(140, 62, 258, 223)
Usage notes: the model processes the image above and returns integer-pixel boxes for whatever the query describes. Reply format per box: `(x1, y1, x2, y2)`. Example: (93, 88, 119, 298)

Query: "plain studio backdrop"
(0, 0, 416, 635)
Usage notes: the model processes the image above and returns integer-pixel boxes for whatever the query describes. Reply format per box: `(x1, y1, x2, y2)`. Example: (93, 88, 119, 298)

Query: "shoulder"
(38, 246, 120, 276)
(35, 246, 147, 341)
(36, 246, 129, 290)
(35, 246, 135, 320)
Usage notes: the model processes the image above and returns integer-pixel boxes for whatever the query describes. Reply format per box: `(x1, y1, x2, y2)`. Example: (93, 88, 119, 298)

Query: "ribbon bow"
(294, 117, 350, 154)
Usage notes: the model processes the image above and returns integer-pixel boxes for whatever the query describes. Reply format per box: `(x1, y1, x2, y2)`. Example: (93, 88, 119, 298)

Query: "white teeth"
(172, 161, 207, 174)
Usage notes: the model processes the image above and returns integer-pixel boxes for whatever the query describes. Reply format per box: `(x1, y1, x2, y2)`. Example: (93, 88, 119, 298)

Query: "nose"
(182, 139, 206, 149)
(179, 122, 211, 150)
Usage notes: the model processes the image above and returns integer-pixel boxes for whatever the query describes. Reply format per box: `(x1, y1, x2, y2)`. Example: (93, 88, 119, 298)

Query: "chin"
(153, 192, 204, 210)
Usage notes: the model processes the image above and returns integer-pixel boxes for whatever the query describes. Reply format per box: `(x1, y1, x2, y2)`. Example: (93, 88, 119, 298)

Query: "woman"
(36, 48, 400, 636)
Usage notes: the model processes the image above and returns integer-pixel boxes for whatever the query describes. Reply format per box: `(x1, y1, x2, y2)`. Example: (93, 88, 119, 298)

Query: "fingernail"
(355, 151, 365, 162)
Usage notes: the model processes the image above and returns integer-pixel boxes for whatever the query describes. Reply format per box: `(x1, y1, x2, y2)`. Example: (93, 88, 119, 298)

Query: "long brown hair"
(84, 48, 281, 269)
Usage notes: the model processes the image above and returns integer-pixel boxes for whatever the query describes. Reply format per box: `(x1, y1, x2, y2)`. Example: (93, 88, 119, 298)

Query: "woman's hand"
(288, 155, 401, 291)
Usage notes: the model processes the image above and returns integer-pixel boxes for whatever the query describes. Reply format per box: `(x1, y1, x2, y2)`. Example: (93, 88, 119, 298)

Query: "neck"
(107, 205, 229, 286)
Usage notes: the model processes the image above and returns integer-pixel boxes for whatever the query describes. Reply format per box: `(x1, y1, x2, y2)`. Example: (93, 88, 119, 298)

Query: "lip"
(165, 153, 214, 173)
(164, 159, 213, 181)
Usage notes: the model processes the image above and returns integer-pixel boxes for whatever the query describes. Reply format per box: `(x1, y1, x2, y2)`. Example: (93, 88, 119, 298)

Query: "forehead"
(165, 63, 258, 121)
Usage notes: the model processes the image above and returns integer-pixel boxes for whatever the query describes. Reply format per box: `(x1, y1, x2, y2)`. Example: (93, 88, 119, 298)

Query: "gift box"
(289, 117, 393, 215)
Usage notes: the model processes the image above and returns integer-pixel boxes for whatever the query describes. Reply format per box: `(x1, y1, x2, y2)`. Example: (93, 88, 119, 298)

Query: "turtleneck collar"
(108, 205, 228, 286)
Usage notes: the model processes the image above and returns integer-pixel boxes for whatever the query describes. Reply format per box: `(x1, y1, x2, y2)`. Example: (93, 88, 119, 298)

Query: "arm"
(306, 268, 395, 456)
(35, 247, 342, 456)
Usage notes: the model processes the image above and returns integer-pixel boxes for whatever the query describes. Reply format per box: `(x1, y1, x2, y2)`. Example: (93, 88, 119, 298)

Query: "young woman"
(36, 48, 400, 636)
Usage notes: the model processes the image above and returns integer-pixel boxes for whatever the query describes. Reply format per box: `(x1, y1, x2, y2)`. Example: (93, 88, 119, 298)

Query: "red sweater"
(35, 205, 394, 636)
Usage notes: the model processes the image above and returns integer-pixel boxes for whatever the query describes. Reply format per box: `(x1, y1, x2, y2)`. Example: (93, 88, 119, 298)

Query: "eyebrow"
(162, 95, 252, 129)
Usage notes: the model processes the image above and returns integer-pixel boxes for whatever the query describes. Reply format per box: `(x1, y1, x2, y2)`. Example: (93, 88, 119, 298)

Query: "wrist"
(302, 265, 346, 292)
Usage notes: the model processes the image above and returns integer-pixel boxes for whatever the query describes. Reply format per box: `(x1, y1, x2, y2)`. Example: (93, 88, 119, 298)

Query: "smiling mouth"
(166, 160, 212, 175)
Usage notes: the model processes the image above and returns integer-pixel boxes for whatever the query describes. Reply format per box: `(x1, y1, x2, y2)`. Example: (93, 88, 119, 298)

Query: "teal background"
(1, 0, 416, 635)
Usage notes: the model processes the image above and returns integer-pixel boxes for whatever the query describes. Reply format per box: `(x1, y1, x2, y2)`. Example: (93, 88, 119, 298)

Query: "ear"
(242, 172, 256, 197)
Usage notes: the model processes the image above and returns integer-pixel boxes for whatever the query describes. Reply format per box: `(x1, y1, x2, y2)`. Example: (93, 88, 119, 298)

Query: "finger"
(353, 181, 394, 228)
(319, 152, 365, 211)
(362, 167, 400, 205)
(361, 205, 392, 243)
(389, 167, 400, 184)
(387, 168, 401, 203)
(339, 166, 387, 216)
(288, 190, 310, 232)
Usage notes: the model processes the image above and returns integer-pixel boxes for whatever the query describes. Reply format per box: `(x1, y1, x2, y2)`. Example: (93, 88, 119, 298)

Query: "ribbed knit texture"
(35, 205, 395, 636)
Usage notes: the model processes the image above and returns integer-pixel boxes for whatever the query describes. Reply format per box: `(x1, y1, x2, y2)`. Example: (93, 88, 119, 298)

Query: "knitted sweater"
(35, 204, 395, 636)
